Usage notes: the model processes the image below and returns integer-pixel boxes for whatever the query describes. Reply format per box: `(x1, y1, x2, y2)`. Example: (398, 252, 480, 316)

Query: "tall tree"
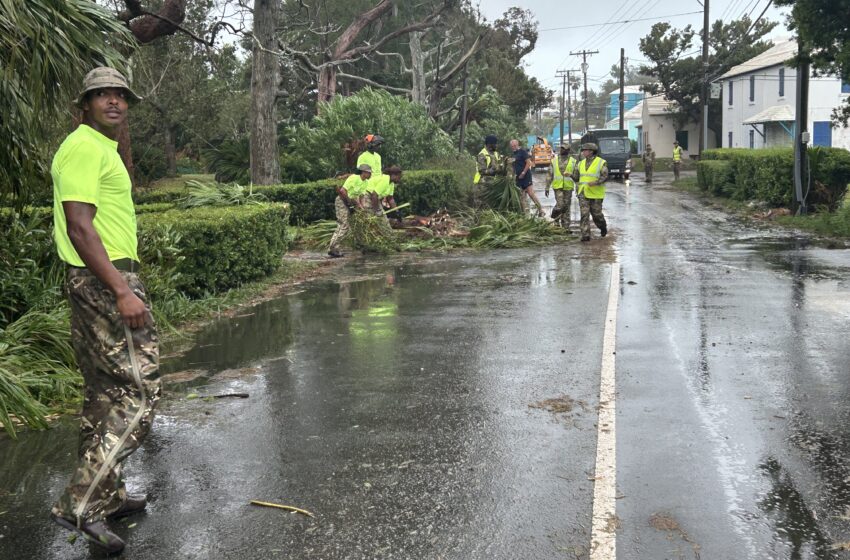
(638, 16, 776, 145)
(250, 0, 281, 184)
(775, 0, 850, 124)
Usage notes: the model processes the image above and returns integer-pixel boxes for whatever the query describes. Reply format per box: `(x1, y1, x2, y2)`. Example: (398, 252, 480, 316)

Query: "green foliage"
(349, 212, 398, 254)
(397, 171, 464, 214)
(137, 203, 291, 296)
(251, 180, 340, 224)
(466, 210, 571, 248)
(696, 148, 850, 207)
(696, 160, 735, 196)
(204, 138, 251, 184)
(777, 201, 850, 238)
(287, 89, 455, 180)
(482, 176, 522, 213)
(177, 180, 267, 209)
(0, 0, 133, 206)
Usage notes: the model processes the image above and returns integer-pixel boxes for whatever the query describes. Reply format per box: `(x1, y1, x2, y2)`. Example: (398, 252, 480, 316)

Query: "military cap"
(581, 142, 598, 152)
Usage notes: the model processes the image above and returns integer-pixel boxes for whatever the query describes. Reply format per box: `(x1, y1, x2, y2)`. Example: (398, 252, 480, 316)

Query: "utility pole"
(556, 70, 569, 147)
(458, 63, 469, 154)
(794, 37, 810, 215)
(570, 49, 598, 134)
(566, 71, 573, 148)
(619, 48, 625, 131)
(700, 0, 710, 156)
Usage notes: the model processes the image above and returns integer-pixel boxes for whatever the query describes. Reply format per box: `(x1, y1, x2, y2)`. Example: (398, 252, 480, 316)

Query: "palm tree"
(0, 0, 133, 206)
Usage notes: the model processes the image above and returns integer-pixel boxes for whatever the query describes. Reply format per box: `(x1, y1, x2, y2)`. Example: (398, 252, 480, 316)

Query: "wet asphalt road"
(1, 172, 850, 559)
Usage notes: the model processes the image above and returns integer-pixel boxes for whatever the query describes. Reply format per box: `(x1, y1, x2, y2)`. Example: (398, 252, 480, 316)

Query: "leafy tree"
(775, 0, 850, 124)
(638, 16, 776, 145)
(0, 0, 133, 205)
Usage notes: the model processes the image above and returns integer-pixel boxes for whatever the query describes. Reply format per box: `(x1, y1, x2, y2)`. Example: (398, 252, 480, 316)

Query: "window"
(749, 75, 755, 102)
(749, 129, 755, 148)
(728, 131, 733, 147)
(813, 121, 832, 147)
(728, 81, 733, 105)
(779, 68, 785, 97)
(842, 82, 850, 94)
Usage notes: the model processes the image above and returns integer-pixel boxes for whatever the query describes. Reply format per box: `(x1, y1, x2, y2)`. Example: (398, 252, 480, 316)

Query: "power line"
(538, 10, 703, 32)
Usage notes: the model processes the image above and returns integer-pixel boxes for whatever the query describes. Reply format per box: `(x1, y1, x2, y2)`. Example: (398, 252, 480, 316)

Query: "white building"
(716, 37, 850, 150)
(605, 101, 644, 143)
(636, 95, 717, 157)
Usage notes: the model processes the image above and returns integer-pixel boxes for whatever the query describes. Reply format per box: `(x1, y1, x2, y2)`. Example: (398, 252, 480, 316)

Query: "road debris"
(250, 500, 315, 518)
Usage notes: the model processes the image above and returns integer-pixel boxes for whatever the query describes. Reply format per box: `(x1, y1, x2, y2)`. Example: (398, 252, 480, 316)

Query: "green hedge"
(696, 147, 850, 207)
(247, 170, 462, 224)
(696, 160, 735, 197)
(137, 203, 291, 296)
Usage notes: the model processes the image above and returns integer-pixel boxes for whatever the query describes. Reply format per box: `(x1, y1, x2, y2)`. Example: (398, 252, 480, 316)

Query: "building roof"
(643, 95, 677, 116)
(718, 38, 796, 80)
(743, 104, 795, 124)
(623, 102, 643, 120)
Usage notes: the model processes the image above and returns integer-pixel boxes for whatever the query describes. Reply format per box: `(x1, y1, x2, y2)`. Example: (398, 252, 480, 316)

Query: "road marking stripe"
(589, 261, 620, 559)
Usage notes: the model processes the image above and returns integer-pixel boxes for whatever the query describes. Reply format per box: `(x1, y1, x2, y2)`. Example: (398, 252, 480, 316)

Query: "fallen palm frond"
(177, 180, 267, 208)
(295, 220, 338, 250)
(481, 176, 522, 213)
(349, 211, 399, 253)
(467, 210, 571, 248)
(0, 306, 81, 438)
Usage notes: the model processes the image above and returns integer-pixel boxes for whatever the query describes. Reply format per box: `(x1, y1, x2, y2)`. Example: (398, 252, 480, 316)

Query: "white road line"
(589, 260, 620, 560)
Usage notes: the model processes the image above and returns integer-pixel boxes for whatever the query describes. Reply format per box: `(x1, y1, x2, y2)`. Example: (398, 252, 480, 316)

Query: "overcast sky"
(477, 0, 791, 96)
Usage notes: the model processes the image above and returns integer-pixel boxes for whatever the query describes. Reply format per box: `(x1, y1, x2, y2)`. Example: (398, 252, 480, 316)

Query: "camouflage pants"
(471, 177, 493, 209)
(577, 192, 606, 239)
(673, 161, 681, 180)
(553, 188, 573, 228)
(644, 164, 654, 181)
(53, 268, 161, 524)
(328, 196, 352, 254)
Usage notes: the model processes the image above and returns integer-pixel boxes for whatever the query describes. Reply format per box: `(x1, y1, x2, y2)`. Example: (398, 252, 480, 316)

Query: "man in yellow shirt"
(50, 67, 158, 555)
(329, 164, 372, 257)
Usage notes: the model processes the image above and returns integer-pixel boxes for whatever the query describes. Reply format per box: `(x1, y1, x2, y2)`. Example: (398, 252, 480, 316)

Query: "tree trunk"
(317, 65, 337, 104)
(410, 32, 426, 105)
(249, 0, 281, 185)
(163, 124, 177, 177)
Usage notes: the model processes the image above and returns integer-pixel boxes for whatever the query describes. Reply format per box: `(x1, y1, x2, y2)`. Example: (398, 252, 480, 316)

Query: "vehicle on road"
(531, 136, 554, 170)
(582, 130, 633, 181)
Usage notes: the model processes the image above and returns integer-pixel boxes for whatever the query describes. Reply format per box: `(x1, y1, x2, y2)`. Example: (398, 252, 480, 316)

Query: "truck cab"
(531, 137, 554, 170)
(581, 131, 632, 181)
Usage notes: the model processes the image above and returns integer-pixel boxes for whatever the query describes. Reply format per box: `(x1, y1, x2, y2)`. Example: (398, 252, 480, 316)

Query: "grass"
(775, 204, 850, 238)
(147, 174, 214, 192)
(670, 177, 699, 192)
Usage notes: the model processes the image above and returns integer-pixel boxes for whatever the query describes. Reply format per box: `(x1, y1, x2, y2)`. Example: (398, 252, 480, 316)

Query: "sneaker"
(108, 494, 147, 520)
(51, 514, 125, 554)
(537, 208, 546, 218)
(327, 250, 344, 258)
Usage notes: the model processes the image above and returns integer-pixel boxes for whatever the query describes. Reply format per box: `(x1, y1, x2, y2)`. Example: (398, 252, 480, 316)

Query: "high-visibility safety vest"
(673, 146, 683, 162)
(357, 151, 383, 178)
(473, 148, 500, 184)
(577, 156, 607, 199)
(371, 175, 394, 197)
(551, 155, 576, 190)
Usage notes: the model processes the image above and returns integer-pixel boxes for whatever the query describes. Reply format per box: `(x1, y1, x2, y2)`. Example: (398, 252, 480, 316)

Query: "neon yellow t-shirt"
(371, 175, 394, 197)
(357, 151, 383, 179)
(51, 125, 138, 267)
(342, 174, 368, 197)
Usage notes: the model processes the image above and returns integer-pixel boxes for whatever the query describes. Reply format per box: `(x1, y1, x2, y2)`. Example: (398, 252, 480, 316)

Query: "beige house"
(636, 95, 717, 157)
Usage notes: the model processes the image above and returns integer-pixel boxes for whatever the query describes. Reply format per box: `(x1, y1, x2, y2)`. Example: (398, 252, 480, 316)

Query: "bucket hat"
(75, 67, 142, 107)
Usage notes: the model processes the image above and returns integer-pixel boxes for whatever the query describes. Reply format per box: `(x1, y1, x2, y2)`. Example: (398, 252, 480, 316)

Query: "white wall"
(640, 103, 717, 157)
(721, 65, 850, 149)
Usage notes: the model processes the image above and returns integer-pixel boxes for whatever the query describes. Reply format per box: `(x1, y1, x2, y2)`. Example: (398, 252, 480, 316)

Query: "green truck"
(581, 130, 633, 181)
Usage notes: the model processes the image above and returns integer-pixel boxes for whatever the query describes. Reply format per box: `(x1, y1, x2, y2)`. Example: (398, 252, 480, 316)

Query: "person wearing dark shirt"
(509, 139, 545, 217)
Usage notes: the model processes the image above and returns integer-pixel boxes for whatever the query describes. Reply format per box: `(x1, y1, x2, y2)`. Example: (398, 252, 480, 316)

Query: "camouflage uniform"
(53, 268, 161, 524)
(328, 196, 353, 254)
(473, 148, 501, 208)
(572, 149, 609, 240)
(642, 146, 655, 182)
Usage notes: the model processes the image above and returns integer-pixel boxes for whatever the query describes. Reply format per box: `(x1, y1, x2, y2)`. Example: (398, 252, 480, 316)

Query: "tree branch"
(336, 72, 412, 95)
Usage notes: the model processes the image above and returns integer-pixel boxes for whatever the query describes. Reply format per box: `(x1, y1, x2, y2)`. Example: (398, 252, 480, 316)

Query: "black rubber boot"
(52, 514, 125, 555)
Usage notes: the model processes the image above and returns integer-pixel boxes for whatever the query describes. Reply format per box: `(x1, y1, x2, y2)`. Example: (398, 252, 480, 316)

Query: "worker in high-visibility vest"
(571, 142, 609, 242)
(672, 140, 683, 180)
(546, 144, 577, 229)
(472, 135, 504, 208)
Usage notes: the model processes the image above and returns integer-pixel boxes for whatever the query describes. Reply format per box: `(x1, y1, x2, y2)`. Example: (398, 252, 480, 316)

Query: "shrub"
(696, 160, 734, 196)
(286, 88, 456, 180)
(696, 147, 850, 207)
(203, 137, 251, 184)
(137, 203, 291, 296)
